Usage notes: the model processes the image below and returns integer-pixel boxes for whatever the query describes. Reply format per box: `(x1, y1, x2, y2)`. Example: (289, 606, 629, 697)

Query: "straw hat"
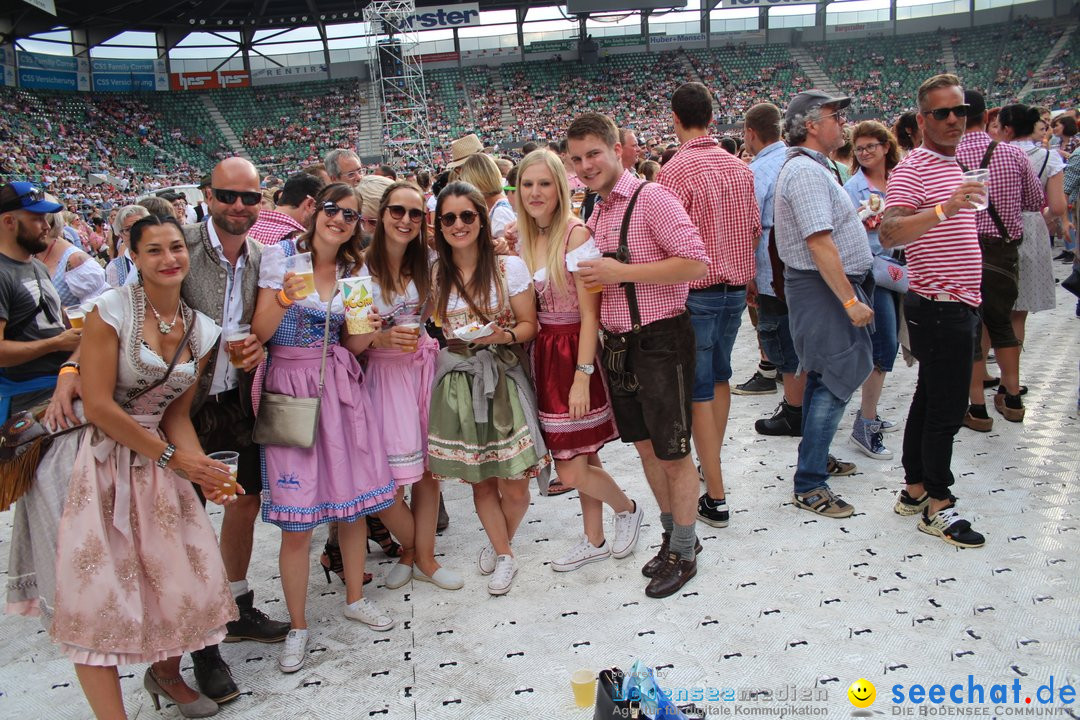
(357, 174, 394, 218)
(445, 133, 484, 169)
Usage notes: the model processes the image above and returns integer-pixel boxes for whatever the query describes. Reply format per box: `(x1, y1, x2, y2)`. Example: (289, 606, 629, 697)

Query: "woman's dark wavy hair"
(128, 214, 184, 253)
(893, 111, 919, 151)
(296, 183, 364, 271)
(432, 181, 500, 324)
(364, 181, 430, 306)
(998, 103, 1042, 139)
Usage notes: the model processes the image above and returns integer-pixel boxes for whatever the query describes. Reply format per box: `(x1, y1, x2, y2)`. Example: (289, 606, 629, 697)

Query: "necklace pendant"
(158, 321, 171, 334)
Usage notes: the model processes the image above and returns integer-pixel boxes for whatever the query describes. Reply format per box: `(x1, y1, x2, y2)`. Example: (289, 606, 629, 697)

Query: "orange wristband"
(59, 366, 80, 377)
(842, 296, 858, 309)
(276, 289, 294, 309)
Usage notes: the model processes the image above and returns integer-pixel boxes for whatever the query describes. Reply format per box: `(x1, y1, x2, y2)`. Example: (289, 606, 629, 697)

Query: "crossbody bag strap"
(613, 181, 651, 333)
(316, 289, 335, 397)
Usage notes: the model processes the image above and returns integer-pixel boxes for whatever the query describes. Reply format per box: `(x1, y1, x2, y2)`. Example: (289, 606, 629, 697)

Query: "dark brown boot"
(641, 535, 701, 578)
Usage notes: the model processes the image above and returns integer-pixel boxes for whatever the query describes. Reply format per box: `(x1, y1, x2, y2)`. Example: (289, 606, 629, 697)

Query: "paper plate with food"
(453, 320, 498, 341)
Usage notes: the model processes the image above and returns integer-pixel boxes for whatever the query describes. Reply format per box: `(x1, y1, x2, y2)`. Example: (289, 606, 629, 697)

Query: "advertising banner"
(0, 46, 13, 88)
(169, 69, 250, 91)
(17, 51, 89, 90)
(92, 58, 157, 92)
(525, 39, 577, 54)
(720, 0, 817, 7)
(251, 63, 328, 84)
(399, 3, 481, 30)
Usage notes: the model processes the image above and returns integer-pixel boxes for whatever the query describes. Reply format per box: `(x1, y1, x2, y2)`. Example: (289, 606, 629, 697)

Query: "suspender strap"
(958, 140, 1013, 242)
(602, 181, 651, 333)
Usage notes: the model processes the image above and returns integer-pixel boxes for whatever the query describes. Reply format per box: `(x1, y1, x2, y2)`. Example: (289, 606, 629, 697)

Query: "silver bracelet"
(157, 443, 176, 469)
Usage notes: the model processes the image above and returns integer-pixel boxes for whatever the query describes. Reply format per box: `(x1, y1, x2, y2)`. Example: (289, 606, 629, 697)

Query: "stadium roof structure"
(1, 0, 534, 42)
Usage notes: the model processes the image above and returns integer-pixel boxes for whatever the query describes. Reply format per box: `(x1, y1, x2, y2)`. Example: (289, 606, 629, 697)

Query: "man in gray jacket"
(773, 90, 875, 519)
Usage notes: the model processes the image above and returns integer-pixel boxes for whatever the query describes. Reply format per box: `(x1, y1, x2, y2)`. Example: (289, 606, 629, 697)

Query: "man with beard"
(0, 182, 82, 415)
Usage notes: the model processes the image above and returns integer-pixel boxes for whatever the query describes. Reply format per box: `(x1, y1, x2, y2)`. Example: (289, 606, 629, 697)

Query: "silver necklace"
(145, 292, 183, 335)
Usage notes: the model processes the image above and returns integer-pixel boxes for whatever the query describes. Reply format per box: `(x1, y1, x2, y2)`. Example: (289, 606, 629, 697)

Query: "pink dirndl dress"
(529, 221, 618, 460)
(47, 287, 237, 665)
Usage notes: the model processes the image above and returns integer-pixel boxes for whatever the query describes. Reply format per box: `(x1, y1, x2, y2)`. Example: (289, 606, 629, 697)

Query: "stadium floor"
(1, 264, 1078, 719)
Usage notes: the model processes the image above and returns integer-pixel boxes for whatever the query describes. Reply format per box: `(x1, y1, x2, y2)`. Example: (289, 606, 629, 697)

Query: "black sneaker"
(697, 493, 730, 527)
(191, 645, 240, 704)
(1057, 250, 1075, 263)
(755, 399, 802, 436)
(918, 504, 985, 548)
(733, 371, 779, 396)
(225, 590, 290, 643)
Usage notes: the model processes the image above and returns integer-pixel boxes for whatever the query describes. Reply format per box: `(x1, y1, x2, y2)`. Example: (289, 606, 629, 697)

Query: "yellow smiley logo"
(847, 678, 876, 708)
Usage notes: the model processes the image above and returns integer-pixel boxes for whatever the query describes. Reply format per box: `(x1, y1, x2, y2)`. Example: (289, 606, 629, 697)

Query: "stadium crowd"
(1, 14, 1079, 718)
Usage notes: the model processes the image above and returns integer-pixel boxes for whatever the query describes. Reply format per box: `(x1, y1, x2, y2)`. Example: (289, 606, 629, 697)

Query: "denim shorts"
(756, 294, 799, 375)
(687, 288, 746, 401)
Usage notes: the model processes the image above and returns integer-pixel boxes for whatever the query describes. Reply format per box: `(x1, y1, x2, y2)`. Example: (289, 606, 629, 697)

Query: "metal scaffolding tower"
(365, 0, 433, 170)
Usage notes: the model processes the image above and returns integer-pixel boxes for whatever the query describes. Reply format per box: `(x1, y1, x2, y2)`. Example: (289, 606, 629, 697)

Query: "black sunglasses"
(921, 104, 971, 121)
(438, 210, 479, 227)
(322, 202, 359, 224)
(385, 205, 424, 222)
(212, 188, 262, 206)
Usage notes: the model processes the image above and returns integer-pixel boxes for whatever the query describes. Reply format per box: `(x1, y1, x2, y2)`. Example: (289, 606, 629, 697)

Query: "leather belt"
(690, 283, 747, 294)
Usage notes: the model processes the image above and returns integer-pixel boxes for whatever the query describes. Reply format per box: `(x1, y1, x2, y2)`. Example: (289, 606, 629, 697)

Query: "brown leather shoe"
(993, 392, 1025, 422)
(963, 411, 993, 432)
(645, 552, 697, 598)
(641, 535, 702, 578)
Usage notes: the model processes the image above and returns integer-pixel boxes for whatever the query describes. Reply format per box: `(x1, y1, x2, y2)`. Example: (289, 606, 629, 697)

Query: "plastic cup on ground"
(571, 669, 596, 708)
(208, 451, 239, 497)
(961, 169, 990, 211)
(285, 252, 315, 298)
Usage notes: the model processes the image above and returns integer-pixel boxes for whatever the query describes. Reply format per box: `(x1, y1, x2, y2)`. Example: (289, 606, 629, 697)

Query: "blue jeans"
(793, 371, 850, 494)
(870, 286, 899, 372)
(756, 295, 799, 375)
(687, 288, 746, 401)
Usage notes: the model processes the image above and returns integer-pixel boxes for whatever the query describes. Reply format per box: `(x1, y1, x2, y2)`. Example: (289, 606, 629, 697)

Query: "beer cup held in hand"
(208, 451, 240, 498)
(396, 314, 422, 352)
(66, 306, 85, 329)
(339, 276, 375, 334)
(223, 324, 250, 368)
(285, 252, 315, 298)
(961, 169, 990, 211)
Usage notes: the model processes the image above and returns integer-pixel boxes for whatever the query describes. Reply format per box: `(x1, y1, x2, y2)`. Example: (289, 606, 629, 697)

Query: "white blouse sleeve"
(192, 310, 223, 362)
(502, 256, 533, 296)
(490, 203, 516, 239)
(65, 255, 109, 302)
(85, 287, 129, 334)
(258, 242, 287, 290)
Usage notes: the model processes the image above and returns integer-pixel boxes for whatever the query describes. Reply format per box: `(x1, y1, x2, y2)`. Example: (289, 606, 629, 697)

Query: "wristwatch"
(575, 364, 595, 376)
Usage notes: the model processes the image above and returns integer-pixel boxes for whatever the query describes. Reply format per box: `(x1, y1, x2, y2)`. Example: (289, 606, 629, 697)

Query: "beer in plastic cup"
(961, 169, 990, 211)
(339, 276, 375, 334)
(585, 282, 604, 294)
(223, 324, 250, 368)
(571, 669, 596, 708)
(208, 451, 239, 497)
(285, 252, 315, 298)
(396, 314, 422, 352)
(66, 306, 85, 329)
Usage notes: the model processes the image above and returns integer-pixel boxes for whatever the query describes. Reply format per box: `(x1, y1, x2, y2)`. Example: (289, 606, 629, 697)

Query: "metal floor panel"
(1, 274, 1078, 719)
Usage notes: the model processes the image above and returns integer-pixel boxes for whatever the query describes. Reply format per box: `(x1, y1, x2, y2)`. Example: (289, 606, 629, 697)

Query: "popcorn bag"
(339, 276, 374, 334)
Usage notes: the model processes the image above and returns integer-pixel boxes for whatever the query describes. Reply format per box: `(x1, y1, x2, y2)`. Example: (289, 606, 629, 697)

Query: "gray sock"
(660, 512, 674, 535)
(669, 522, 697, 561)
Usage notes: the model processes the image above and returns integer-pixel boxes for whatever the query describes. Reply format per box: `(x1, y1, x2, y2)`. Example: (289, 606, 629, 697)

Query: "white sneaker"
(477, 543, 497, 575)
(278, 629, 308, 674)
(487, 554, 518, 595)
(610, 500, 643, 559)
(552, 535, 611, 572)
(343, 597, 396, 631)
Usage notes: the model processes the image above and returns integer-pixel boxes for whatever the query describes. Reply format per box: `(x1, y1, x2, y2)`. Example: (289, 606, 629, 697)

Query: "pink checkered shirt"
(955, 132, 1045, 240)
(248, 210, 306, 246)
(657, 135, 760, 288)
(586, 170, 709, 334)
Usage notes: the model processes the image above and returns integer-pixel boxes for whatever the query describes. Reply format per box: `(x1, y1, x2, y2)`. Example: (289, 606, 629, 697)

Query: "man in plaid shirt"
(570, 112, 709, 599)
(657, 82, 760, 531)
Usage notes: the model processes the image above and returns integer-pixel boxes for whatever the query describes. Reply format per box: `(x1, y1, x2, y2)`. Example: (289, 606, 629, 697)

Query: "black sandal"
(320, 542, 372, 585)
(366, 515, 401, 557)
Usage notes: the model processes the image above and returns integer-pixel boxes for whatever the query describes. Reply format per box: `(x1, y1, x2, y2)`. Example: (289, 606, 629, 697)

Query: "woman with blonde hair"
(514, 149, 640, 572)
(454, 153, 516, 239)
(35, 201, 108, 306)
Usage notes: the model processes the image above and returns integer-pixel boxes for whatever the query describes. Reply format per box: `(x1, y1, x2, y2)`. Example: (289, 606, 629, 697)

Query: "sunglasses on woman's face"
(322, 202, 359, 224)
(212, 188, 262, 206)
(437, 210, 479, 227)
(385, 205, 424, 222)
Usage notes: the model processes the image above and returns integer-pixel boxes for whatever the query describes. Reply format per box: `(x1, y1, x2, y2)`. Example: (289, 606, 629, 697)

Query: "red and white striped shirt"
(657, 135, 760, 288)
(885, 148, 982, 307)
(586, 171, 709, 333)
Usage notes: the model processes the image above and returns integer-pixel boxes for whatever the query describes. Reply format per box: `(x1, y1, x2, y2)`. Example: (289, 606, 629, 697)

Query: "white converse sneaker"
(278, 629, 308, 674)
(551, 535, 611, 572)
(487, 554, 518, 595)
(478, 543, 497, 575)
(610, 500, 643, 559)
(343, 597, 396, 631)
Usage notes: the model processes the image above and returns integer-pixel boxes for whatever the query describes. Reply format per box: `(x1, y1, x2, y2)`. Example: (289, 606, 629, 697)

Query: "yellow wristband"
(59, 366, 80, 377)
(934, 203, 948, 222)
(276, 289, 294, 309)
(842, 296, 858, 309)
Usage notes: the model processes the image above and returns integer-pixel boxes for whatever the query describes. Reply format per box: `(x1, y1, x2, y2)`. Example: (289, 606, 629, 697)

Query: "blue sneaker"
(851, 412, 893, 460)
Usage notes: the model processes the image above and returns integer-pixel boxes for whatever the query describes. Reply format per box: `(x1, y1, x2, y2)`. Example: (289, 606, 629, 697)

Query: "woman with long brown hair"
(426, 181, 549, 596)
(360, 181, 463, 591)
(251, 183, 401, 675)
(844, 120, 903, 461)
